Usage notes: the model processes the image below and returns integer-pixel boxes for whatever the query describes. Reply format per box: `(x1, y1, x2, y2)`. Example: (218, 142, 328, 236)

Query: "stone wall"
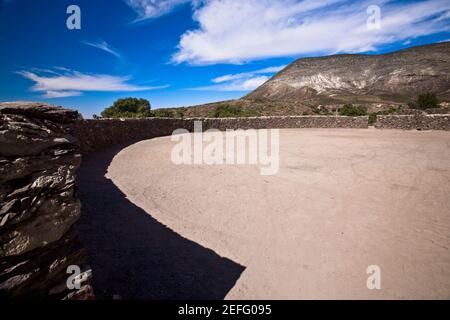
(195, 116, 368, 131)
(375, 114, 450, 130)
(70, 118, 188, 155)
(0, 102, 93, 299)
(72, 116, 368, 155)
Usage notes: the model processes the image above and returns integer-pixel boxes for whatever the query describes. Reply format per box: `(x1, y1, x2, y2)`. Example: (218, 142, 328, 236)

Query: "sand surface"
(81, 128, 450, 299)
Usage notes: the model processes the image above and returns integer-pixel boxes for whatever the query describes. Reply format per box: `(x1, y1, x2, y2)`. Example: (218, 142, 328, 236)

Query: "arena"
(77, 128, 450, 299)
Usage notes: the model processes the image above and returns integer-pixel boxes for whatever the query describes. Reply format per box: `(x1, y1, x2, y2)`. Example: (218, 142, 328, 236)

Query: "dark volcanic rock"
(0, 112, 77, 157)
(0, 102, 93, 299)
(0, 102, 81, 123)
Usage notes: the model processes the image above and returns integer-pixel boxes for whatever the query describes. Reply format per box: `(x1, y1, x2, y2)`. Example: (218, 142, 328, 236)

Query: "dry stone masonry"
(71, 118, 188, 154)
(196, 116, 368, 131)
(72, 115, 449, 155)
(72, 116, 369, 154)
(375, 114, 450, 130)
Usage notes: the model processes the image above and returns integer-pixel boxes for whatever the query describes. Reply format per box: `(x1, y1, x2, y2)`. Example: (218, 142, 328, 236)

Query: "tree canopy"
(101, 98, 152, 118)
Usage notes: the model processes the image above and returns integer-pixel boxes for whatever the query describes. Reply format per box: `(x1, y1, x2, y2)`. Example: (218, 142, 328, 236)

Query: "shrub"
(241, 109, 259, 117)
(416, 92, 439, 110)
(212, 105, 240, 117)
(312, 107, 321, 115)
(339, 104, 367, 116)
(153, 109, 173, 118)
(311, 106, 331, 115)
(101, 98, 151, 118)
(368, 106, 399, 125)
(212, 105, 258, 118)
(175, 107, 187, 119)
(368, 113, 377, 125)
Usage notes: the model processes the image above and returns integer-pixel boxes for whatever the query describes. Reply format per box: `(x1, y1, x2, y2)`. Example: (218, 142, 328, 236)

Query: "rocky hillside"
(246, 42, 450, 105)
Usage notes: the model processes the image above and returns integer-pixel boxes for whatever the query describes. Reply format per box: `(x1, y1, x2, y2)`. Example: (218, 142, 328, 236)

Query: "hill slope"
(245, 42, 450, 105)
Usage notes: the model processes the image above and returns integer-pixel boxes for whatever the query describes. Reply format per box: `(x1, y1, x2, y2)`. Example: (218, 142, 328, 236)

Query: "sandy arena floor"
(80, 128, 450, 299)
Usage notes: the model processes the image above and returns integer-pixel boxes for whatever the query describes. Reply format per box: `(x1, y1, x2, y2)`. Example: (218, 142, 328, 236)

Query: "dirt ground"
(80, 128, 450, 299)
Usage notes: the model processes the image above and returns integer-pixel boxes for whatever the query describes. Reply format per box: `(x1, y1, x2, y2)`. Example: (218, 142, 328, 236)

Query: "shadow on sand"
(76, 144, 245, 299)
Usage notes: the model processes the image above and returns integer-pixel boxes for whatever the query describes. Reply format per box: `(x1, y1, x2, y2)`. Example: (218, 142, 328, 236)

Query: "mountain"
(245, 42, 450, 105)
(156, 42, 450, 118)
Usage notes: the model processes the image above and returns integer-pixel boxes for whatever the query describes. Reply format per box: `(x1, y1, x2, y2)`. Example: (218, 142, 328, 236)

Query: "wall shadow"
(76, 144, 245, 300)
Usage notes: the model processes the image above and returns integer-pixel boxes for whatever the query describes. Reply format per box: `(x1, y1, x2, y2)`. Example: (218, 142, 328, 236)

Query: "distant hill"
(160, 42, 450, 117)
(246, 42, 450, 105)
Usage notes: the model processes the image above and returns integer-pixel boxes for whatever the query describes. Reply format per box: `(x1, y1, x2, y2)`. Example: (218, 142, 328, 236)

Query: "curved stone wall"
(70, 118, 189, 155)
(72, 116, 369, 155)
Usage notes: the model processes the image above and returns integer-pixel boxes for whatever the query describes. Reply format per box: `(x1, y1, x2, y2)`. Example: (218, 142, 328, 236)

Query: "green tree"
(101, 98, 152, 118)
(416, 92, 439, 110)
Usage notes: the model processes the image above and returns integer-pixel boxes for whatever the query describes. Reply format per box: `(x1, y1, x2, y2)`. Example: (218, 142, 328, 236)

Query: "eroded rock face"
(0, 102, 93, 299)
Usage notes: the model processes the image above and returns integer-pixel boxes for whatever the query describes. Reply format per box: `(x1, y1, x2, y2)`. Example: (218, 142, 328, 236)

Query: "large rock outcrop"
(0, 102, 93, 299)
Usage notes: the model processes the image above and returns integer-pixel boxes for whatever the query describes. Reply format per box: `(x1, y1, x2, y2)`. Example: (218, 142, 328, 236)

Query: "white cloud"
(172, 0, 450, 65)
(191, 65, 284, 91)
(212, 65, 286, 83)
(17, 68, 168, 98)
(81, 40, 122, 59)
(193, 76, 270, 91)
(43, 91, 83, 98)
(236, 76, 270, 90)
(125, 0, 191, 20)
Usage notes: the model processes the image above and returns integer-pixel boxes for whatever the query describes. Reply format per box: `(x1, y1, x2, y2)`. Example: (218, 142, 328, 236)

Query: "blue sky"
(1, 0, 449, 117)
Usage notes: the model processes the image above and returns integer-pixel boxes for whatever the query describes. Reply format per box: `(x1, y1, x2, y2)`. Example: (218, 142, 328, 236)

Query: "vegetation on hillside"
(368, 107, 399, 125)
(416, 92, 439, 109)
(101, 98, 152, 118)
(152, 109, 173, 118)
(312, 106, 333, 115)
(339, 104, 367, 116)
(97, 96, 429, 120)
(408, 92, 439, 110)
(134, 99, 312, 118)
(152, 107, 188, 118)
(211, 104, 259, 118)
